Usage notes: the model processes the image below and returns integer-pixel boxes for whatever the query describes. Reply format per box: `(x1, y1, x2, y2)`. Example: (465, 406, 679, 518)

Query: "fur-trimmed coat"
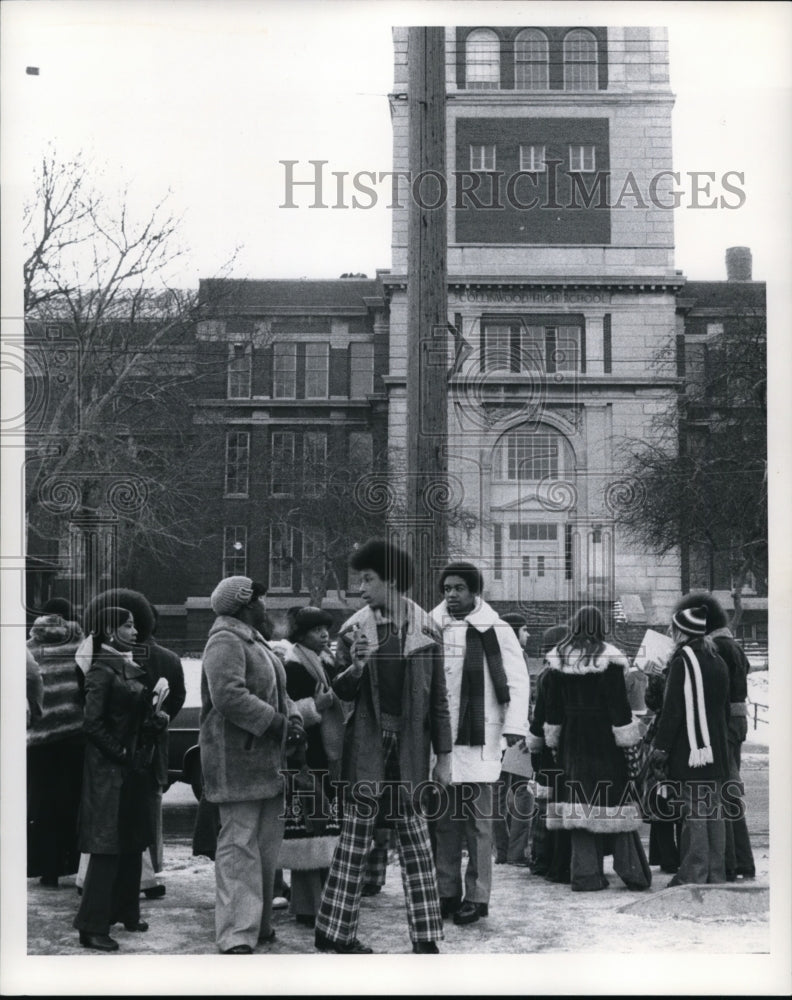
(331, 599, 452, 789)
(543, 642, 642, 834)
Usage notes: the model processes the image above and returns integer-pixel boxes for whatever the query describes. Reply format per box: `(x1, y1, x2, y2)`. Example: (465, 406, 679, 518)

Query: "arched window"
(466, 28, 500, 89)
(493, 426, 573, 482)
(514, 29, 549, 89)
(563, 29, 598, 90)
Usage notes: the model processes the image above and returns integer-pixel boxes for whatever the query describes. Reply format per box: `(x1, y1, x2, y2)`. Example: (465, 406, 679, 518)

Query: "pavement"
(25, 741, 770, 959)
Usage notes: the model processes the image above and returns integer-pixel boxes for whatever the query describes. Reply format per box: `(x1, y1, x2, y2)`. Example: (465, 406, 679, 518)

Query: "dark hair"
(350, 539, 413, 593)
(289, 607, 334, 644)
(250, 581, 268, 601)
(541, 624, 569, 656)
(501, 612, 528, 637)
(438, 561, 483, 596)
(558, 606, 606, 664)
(84, 589, 155, 642)
(672, 591, 728, 632)
(42, 597, 73, 619)
(90, 606, 133, 648)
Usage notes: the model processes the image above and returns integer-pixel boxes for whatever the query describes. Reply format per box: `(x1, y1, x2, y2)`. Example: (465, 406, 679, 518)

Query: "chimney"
(725, 246, 752, 282)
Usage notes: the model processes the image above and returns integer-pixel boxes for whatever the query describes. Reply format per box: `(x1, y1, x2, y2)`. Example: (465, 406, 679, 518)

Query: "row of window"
(482, 322, 583, 374)
(228, 341, 375, 400)
(465, 27, 600, 91)
(225, 429, 373, 497)
(469, 143, 597, 173)
(222, 524, 320, 590)
(492, 521, 575, 581)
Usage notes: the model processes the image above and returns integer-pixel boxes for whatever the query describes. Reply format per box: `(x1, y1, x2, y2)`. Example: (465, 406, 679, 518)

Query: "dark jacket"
(524, 666, 558, 798)
(710, 628, 750, 746)
(199, 616, 299, 803)
(331, 600, 452, 789)
(78, 648, 153, 854)
(135, 639, 186, 786)
(652, 637, 731, 782)
(543, 642, 643, 833)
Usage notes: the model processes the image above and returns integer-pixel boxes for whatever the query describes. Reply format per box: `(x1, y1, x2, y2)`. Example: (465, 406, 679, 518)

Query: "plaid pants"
(315, 729, 443, 946)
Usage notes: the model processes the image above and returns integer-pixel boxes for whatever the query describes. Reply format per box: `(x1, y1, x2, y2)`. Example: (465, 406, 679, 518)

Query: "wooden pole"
(405, 26, 448, 611)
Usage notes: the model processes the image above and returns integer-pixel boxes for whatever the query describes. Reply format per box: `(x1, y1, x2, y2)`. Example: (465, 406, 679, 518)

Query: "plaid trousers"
(315, 729, 443, 945)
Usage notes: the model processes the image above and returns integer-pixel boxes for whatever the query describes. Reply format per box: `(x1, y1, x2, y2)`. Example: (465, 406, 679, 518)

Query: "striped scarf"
(680, 644, 714, 767)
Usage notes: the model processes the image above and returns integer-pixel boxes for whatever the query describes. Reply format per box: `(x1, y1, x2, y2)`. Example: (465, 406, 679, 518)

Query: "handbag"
(287, 763, 332, 836)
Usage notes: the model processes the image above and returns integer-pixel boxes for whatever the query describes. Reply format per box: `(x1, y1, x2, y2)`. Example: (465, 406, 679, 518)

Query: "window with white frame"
(225, 431, 250, 496)
(514, 29, 549, 89)
(495, 431, 564, 481)
(227, 343, 251, 398)
(466, 28, 500, 89)
(569, 144, 596, 172)
(482, 320, 582, 374)
(269, 524, 293, 590)
(563, 29, 598, 90)
(299, 530, 324, 592)
(493, 523, 503, 580)
(519, 144, 546, 172)
(304, 342, 329, 398)
(273, 343, 297, 398)
(303, 431, 327, 497)
(349, 342, 374, 397)
(509, 523, 559, 541)
(223, 525, 247, 578)
(470, 144, 496, 171)
(271, 431, 295, 494)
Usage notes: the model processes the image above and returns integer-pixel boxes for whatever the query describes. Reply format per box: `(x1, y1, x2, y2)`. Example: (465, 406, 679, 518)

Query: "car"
(166, 658, 203, 799)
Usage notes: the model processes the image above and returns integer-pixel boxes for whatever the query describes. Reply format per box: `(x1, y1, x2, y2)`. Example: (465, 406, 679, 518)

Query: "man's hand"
(504, 733, 524, 749)
(432, 753, 452, 787)
(350, 628, 371, 670)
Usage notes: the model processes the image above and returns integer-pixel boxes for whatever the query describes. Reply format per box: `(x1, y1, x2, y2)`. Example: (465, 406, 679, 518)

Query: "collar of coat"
(95, 644, 147, 681)
(431, 596, 503, 633)
(208, 614, 271, 647)
(545, 642, 630, 675)
(341, 599, 441, 657)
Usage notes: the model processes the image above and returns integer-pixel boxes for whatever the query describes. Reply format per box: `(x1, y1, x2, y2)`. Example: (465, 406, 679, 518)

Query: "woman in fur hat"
(543, 606, 651, 892)
(650, 605, 731, 886)
(279, 607, 345, 928)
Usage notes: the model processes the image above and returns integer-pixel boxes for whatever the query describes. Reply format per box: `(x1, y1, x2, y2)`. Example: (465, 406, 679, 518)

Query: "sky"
(2, 0, 791, 290)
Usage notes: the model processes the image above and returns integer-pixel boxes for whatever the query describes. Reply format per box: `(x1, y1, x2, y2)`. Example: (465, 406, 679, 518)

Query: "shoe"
(453, 901, 488, 925)
(361, 884, 382, 896)
(315, 931, 373, 954)
(222, 944, 253, 954)
(143, 885, 166, 899)
(258, 929, 277, 943)
(495, 856, 507, 865)
(412, 941, 439, 954)
(39, 876, 59, 888)
(439, 895, 461, 919)
(79, 932, 119, 952)
(272, 895, 289, 910)
(295, 915, 316, 927)
(123, 921, 149, 932)
(624, 882, 650, 892)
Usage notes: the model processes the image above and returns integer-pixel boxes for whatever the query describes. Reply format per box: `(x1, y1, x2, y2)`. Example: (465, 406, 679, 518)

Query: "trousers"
(73, 852, 142, 935)
(677, 780, 726, 885)
(434, 782, 494, 904)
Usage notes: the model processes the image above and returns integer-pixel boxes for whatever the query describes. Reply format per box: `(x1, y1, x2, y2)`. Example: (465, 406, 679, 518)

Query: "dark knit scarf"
(455, 626, 511, 747)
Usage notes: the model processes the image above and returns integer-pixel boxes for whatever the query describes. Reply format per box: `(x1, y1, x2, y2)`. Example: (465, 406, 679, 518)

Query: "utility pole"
(405, 26, 449, 611)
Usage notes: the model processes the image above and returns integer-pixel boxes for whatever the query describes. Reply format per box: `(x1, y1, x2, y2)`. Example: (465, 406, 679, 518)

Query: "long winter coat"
(78, 647, 152, 854)
(710, 628, 750, 747)
(199, 615, 299, 803)
(134, 639, 186, 787)
(332, 600, 452, 789)
(430, 598, 529, 783)
(652, 637, 730, 783)
(543, 642, 643, 834)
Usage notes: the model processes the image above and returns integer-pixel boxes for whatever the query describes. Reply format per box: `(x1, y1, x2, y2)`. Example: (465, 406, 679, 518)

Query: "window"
(496, 432, 562, 481)
(304, 342, 329, 399)
(349, 431, 373, 473)
(470, 144, 496, 171)
(509, 523, 558, 541)
(563, 29, 598, 90)
(227, 343, 251, 399)
(493, 523, 502, 580)
(514, 29, 549, 89)
(299, 530, 324, 592)
(603, 313, 612, 373)
(483, 324, 513, 370)
(223, 526, 247, 577)
(482, 320, 583, 374)
(466, 28, 500, 89)
(271, 431, 295, 494)
(273, 343, 297, 398)
(565, 524, 573, 580)
(537, 556, 545, 577)
(269, 525, 293, 590)
(303, 432, 327, 497)
(569, 144, 596, 172)
(225, 431, 250, 496)
(350, 342, 374, 396)
(522, 556, 531, 577)
(706, 322, 725, 339)
(519, 144, 546, 172)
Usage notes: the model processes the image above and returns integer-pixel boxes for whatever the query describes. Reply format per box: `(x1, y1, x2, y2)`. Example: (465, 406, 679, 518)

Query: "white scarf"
(681, 644, 714, 767)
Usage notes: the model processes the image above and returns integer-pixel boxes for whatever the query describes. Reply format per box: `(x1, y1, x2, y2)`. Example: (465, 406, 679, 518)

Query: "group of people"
(26, 536, 755, 955)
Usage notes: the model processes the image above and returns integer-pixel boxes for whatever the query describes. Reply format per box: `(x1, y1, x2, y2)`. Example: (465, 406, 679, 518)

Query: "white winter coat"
(431, 598, 530, 783)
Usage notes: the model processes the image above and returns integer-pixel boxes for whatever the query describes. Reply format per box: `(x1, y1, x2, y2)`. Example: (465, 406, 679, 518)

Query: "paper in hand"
(632, 629, 675, 673)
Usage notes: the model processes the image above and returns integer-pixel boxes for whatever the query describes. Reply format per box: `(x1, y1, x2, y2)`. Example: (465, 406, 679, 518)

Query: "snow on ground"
(746, 670, 770, 747)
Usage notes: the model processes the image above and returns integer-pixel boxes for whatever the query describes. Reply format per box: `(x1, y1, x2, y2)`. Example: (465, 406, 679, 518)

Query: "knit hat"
(289, 607, 334, 644)
(438, 561, 483, 595)
(210, 576, 255, 616)
(672, 605, 707, 637)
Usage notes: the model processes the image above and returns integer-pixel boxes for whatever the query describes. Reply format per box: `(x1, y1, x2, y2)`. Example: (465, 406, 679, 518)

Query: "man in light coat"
(199, 576, 304, 954)
(431, 562, 529, 925)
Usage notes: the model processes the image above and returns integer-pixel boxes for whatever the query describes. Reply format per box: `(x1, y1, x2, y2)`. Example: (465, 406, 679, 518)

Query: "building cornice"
(381, 274, 685, 293)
